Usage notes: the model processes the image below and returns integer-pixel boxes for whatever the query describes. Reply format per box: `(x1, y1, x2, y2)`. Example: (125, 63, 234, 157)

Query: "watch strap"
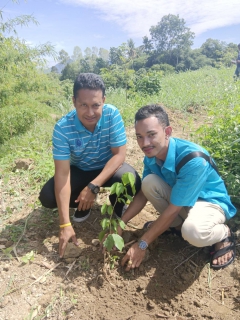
(88, 182, 100, 194)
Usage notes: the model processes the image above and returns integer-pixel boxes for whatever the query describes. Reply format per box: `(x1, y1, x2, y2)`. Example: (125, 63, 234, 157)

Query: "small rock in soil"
(193, 300, 202, 307)
(3, 265, 9, 271)
(0, 296, 10, 308)
(97, 275, 104, 286)
(92, 239, 100, 246)
(147, 300, 155, 309)
(0, 238, 8, 244)
(63, 243, 82, 258)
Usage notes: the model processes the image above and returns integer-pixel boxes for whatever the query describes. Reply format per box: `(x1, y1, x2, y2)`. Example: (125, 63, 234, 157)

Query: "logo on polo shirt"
(75, 138, 83, 150)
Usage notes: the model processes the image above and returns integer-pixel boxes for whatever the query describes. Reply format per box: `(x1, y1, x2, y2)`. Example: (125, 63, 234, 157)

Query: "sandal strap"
(210, 243, 235, 260)
(221, 235, 234, 243)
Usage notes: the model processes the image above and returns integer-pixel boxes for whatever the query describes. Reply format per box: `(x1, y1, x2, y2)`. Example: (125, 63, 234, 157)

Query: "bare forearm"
(54, 174, 71, 224)
(141, 204, 182, 245)
(122, 189, 147, 224)
(91, 154, 125, 186)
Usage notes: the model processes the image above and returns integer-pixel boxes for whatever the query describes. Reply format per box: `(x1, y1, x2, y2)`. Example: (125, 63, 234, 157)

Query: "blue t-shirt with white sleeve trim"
(142, 137, 236, 220)
(52, 104, 127, 171)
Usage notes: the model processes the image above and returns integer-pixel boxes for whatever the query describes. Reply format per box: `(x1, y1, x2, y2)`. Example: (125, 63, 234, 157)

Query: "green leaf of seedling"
(21, 250, 34, 264)
(129, 173, 136, 189)
(121, 172, 131, 186)
(107, 205, 113, 215)
(21, 256, 29, 264)
(121, 172, 135, 188)
(131, 185, 136, 195)
(110, 183, 117, 195)
(99, 229, 107, 242)
(116, 183, 124, 197)
(111, 219, 118, 232)
(117, 197, 125, 203)
(112, 234, 124, 251)
(118, 219, 126, 230)
(1, 247, 13, 258)
(126, 195, 133, 202)
(101, 218, 110, 229)
(101, 203, 108, 215)
(103, 234, 115, 252)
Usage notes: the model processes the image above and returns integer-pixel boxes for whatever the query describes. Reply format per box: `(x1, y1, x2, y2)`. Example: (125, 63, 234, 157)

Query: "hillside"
(0, 107, 240, 319)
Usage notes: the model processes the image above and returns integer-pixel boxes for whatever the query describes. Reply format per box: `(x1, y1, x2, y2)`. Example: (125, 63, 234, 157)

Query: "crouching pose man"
(121, 104, 236, 271)
(39, 73, 141, 258)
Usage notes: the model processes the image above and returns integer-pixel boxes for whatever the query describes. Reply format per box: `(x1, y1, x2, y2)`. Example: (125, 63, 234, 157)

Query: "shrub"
(135, 71, 161, 95)
(0, 105, 36, 144)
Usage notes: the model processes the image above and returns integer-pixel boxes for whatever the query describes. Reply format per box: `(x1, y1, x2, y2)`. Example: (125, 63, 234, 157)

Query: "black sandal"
(210, 229, 236, 270)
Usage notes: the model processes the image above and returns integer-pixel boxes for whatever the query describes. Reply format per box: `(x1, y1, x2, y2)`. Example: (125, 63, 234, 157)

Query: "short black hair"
(73, 73, 105, 98)
(135, 104, 170, 127)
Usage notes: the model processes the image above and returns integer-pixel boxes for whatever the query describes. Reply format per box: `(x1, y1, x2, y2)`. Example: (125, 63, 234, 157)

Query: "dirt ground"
(0, 108, 239, 320)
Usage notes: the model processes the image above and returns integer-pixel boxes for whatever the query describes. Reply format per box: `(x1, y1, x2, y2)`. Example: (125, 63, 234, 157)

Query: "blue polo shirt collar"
(74, 111, 102, 133)
(162, 138, 176, 172)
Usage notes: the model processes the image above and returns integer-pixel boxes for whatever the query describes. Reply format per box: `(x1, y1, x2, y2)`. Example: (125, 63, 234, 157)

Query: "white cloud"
(61, 0, 240, 38)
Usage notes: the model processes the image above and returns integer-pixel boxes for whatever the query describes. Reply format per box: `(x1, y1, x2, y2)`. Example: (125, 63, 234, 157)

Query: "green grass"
(159, 66, 239, 111)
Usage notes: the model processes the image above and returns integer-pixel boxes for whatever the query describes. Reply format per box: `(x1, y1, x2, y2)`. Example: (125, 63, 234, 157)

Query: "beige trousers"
(142, 174, 229, 247)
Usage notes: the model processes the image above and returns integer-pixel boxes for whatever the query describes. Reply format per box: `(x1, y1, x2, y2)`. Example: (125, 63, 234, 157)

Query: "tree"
(51, 65, 59, 73)
(99, 48, 109, 61)
(126, 39, 137, 60)
(184, 48, 212, 70)
(84, 47, 92, 58)
(200, 39, 226, 60)
(132, 54, 148, 71)
(221, 43, 238, 67)
(149, 14, 195, 67)
(92, 46, 98, 59)
(0, 9, 38, 35)
(72, 46, 82, 61)
(58, 49, 70, 64)
(60, 62, 80, 81)
(93, 57, 109, 74)
(150, 14, 194, 52)
(142, 36, 153, 54)
(79, 58, 92, 73)
(109, 46, 123, 65)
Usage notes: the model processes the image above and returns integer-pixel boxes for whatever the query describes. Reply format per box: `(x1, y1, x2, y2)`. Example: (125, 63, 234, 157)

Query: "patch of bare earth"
(0, 109, 239, 320)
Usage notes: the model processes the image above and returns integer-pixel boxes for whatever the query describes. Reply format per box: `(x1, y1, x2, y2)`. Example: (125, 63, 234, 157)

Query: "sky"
(2, 0, 240, 66)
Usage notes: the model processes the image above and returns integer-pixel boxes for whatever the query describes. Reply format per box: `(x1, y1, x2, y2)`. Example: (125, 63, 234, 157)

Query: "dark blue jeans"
(39, 162, 141, 217)
(235, 65, 240, 77)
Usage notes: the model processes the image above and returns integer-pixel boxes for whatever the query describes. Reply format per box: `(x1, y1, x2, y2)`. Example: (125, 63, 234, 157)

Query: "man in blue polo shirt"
(120, 104, 236, 271)
(39, 73, 141, 257)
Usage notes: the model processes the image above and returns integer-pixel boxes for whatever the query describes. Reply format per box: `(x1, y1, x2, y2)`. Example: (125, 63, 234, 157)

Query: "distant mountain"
(50, 59, 73, 74)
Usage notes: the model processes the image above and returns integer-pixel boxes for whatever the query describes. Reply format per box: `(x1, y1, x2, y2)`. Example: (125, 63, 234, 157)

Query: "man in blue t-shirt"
(120, 105, 236, 271)
(39, 73, 141, 257)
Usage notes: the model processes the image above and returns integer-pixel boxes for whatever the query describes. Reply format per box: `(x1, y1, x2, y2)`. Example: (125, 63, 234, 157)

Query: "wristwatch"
(138, 239, 148, 250)
(88, 182, 100, 194)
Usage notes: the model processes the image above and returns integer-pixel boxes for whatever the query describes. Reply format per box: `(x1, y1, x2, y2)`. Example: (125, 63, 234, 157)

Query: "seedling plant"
(99, 172, 136, 266)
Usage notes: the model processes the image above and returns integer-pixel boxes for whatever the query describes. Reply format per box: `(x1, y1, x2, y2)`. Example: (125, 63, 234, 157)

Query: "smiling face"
(73, 89, 105, 132)
(135, 116, 172, 160)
